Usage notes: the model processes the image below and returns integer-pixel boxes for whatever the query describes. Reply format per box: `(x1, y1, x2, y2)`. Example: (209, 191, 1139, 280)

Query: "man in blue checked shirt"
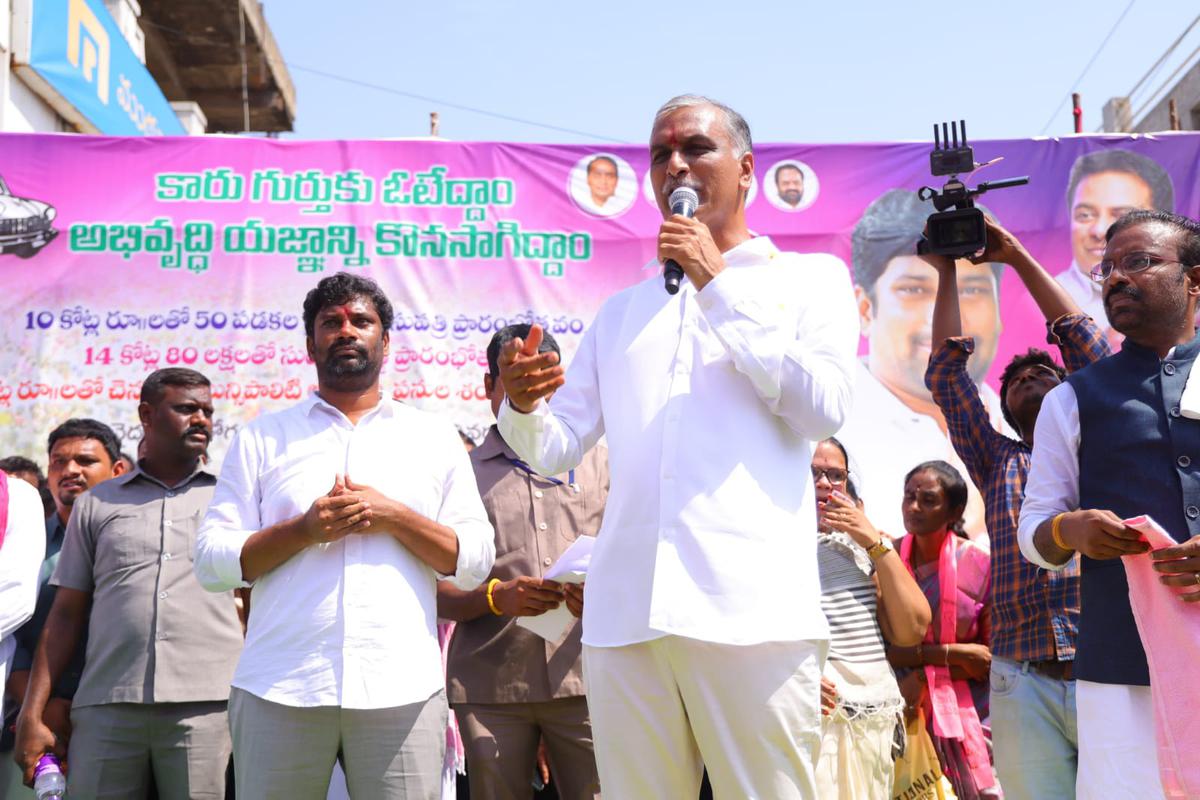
(923, 216, 1109, 800)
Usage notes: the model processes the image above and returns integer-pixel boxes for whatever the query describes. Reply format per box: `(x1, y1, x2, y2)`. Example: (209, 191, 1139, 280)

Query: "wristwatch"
(866, 537, 893, 562)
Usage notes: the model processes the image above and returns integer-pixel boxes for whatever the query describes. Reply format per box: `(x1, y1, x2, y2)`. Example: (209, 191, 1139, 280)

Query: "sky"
(264, 0, 1200, 146)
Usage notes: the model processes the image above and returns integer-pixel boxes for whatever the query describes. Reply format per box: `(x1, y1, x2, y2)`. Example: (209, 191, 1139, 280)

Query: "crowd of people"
(0, 93, 1198, 800)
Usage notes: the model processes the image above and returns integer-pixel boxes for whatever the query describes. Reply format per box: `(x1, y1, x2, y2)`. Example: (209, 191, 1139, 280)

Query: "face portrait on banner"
(1053, 149, 1175, 345)
(569, 153, 637, 217)
(835, 188, 1006, 539)
(764, 160, 819, 212)
(0, 132, 1197, 490)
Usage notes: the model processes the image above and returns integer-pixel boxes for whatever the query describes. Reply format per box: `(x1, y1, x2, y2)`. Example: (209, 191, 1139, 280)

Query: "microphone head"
(668, 187, 700, 217)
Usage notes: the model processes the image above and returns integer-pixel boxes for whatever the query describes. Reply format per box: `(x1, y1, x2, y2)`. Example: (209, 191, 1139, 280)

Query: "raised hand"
(498, 324, 564, 413)
(969, 215, 1030, 267)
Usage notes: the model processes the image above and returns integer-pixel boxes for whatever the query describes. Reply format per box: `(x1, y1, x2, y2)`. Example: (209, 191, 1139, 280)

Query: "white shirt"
(1017, 382, 1082, 571)
(0, 478, 48, 720)
(837, 361, 1011, 540)
(195, 394, 494, 709)
(499, 236, 859, 647)
(1056, 263, 1108, 331)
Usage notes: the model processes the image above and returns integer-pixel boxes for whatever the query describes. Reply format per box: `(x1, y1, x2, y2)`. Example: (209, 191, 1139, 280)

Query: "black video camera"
(917, 121, 1029, 257)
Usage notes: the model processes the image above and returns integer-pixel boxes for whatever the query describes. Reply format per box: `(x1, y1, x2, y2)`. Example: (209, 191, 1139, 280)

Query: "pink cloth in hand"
(1122, 515, 1200, 799)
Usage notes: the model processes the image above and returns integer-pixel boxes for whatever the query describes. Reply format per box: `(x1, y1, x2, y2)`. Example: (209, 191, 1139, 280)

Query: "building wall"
(7, 67, 66, 131)
(1, 0, 177, 134)
(1133, 60, 1200, 133)
(1, 0, 72, 132)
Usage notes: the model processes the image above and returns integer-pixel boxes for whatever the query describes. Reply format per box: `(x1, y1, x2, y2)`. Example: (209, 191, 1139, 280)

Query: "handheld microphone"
(663, 187, 699, 295)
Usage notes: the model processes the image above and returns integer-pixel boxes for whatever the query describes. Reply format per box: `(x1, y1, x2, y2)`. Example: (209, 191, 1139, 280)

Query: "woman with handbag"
(811, 438, 931, 799)
(887, 460, 998, 800)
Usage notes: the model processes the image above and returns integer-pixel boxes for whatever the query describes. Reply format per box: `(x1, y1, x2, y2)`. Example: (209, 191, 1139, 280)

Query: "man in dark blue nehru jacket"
(1019, 210, 1200, 799)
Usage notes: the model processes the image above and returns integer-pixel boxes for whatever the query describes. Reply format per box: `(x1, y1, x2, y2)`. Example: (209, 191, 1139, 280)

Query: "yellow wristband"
(1051, 513, 1072, 552)
(486, 578, 503, 616)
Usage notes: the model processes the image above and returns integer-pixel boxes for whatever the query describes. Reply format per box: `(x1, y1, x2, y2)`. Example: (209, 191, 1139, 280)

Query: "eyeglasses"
(1089, 253, 1187, 283)
(811, 466, 848, 484)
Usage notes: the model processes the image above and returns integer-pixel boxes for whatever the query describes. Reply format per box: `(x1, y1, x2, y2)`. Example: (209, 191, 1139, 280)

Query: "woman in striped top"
(813, 437, 931, 799)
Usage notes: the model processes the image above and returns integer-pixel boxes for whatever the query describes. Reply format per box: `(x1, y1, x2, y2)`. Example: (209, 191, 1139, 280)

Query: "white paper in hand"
(516, 535, 595, 642)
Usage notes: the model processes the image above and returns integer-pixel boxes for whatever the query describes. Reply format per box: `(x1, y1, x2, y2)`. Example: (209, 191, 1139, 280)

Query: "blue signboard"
(28, 0, 185, 135)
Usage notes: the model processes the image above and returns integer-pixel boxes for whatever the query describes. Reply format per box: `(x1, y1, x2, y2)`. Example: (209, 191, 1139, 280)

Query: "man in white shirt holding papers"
(195, 272, 495, 800)
(497, 94, 859, 798)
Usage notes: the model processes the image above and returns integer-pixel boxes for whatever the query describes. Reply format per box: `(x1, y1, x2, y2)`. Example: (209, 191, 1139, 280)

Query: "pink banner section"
(2, 132, 1198, 536)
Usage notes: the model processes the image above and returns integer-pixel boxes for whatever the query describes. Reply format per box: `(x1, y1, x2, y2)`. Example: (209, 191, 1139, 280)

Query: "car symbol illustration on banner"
(0, 175, 58, 258)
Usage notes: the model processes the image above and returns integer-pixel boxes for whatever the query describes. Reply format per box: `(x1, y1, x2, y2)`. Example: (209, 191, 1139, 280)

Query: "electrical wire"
(1038, 0, 1137, 135)
(142, 19, 629, 142)
(1123, 12, 1200, 105)
(1129, 40, 1200, 122)
(288, 63, 632, 143)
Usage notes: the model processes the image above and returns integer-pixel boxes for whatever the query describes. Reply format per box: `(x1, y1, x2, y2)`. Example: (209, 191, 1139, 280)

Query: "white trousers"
(583, 636, 825, 799)
(1076, 680, 1165, 800)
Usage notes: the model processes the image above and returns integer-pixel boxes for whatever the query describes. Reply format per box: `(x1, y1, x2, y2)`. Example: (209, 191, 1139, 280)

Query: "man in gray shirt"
(14, 368, 243, 799)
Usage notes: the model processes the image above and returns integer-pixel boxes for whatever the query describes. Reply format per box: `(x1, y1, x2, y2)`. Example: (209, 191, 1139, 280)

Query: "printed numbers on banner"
(84, 347, 113, 365)
(25, 311, 55, 330)
(166, 347, 199, 365)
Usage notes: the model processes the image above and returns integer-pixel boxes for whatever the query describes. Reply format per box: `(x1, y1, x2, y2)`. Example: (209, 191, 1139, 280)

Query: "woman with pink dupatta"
(887, 460, 999, 799)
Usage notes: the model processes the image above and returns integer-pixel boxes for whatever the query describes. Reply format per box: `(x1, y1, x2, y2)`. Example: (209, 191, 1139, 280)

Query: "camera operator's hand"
(916, 230, 956, 274)
(968, 215, 1031, 267)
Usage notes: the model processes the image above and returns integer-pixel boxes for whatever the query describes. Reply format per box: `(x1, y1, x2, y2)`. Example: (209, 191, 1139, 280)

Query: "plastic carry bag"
(892, 709, 958, 800)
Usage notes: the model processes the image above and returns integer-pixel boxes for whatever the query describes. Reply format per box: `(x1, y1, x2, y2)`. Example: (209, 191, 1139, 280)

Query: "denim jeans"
(989, 655, 1078, 800)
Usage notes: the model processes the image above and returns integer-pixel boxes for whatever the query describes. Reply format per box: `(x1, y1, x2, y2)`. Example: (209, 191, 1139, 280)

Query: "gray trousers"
(66, 701, 231, 800)
(228, 687, 447, 800)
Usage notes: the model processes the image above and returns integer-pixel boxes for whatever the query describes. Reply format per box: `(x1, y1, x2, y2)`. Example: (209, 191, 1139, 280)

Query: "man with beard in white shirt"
(195, 272, 495, 800)
(495, 94, 859, 798)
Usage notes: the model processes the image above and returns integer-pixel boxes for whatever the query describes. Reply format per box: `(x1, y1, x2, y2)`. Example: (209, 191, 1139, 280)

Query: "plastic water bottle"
(33, 754, 66, 799)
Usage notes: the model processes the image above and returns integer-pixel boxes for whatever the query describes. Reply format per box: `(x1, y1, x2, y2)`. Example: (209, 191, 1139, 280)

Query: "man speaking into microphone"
(497, 94, 858, 797)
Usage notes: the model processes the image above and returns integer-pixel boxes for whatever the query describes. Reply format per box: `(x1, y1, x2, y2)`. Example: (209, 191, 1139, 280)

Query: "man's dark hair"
(1106, 209, 1200, 269)
(486, 324, 561, 381)
(904, 459, 969, 538)
(0, 455, 42, 479)
(852, 189, 1003, 295)
(141, 368, 211, 407)
(587, 155, 618, 175)
(47, 418, 122, 464)
(302, 272, 395, 338)
(1066, 149, 1174, 214)
(998, 350, 1065, 433)
(774, 163, 802, 188)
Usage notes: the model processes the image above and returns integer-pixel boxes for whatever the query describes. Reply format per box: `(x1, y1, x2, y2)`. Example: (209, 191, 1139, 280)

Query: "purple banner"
(1, 131, 1197, 536)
